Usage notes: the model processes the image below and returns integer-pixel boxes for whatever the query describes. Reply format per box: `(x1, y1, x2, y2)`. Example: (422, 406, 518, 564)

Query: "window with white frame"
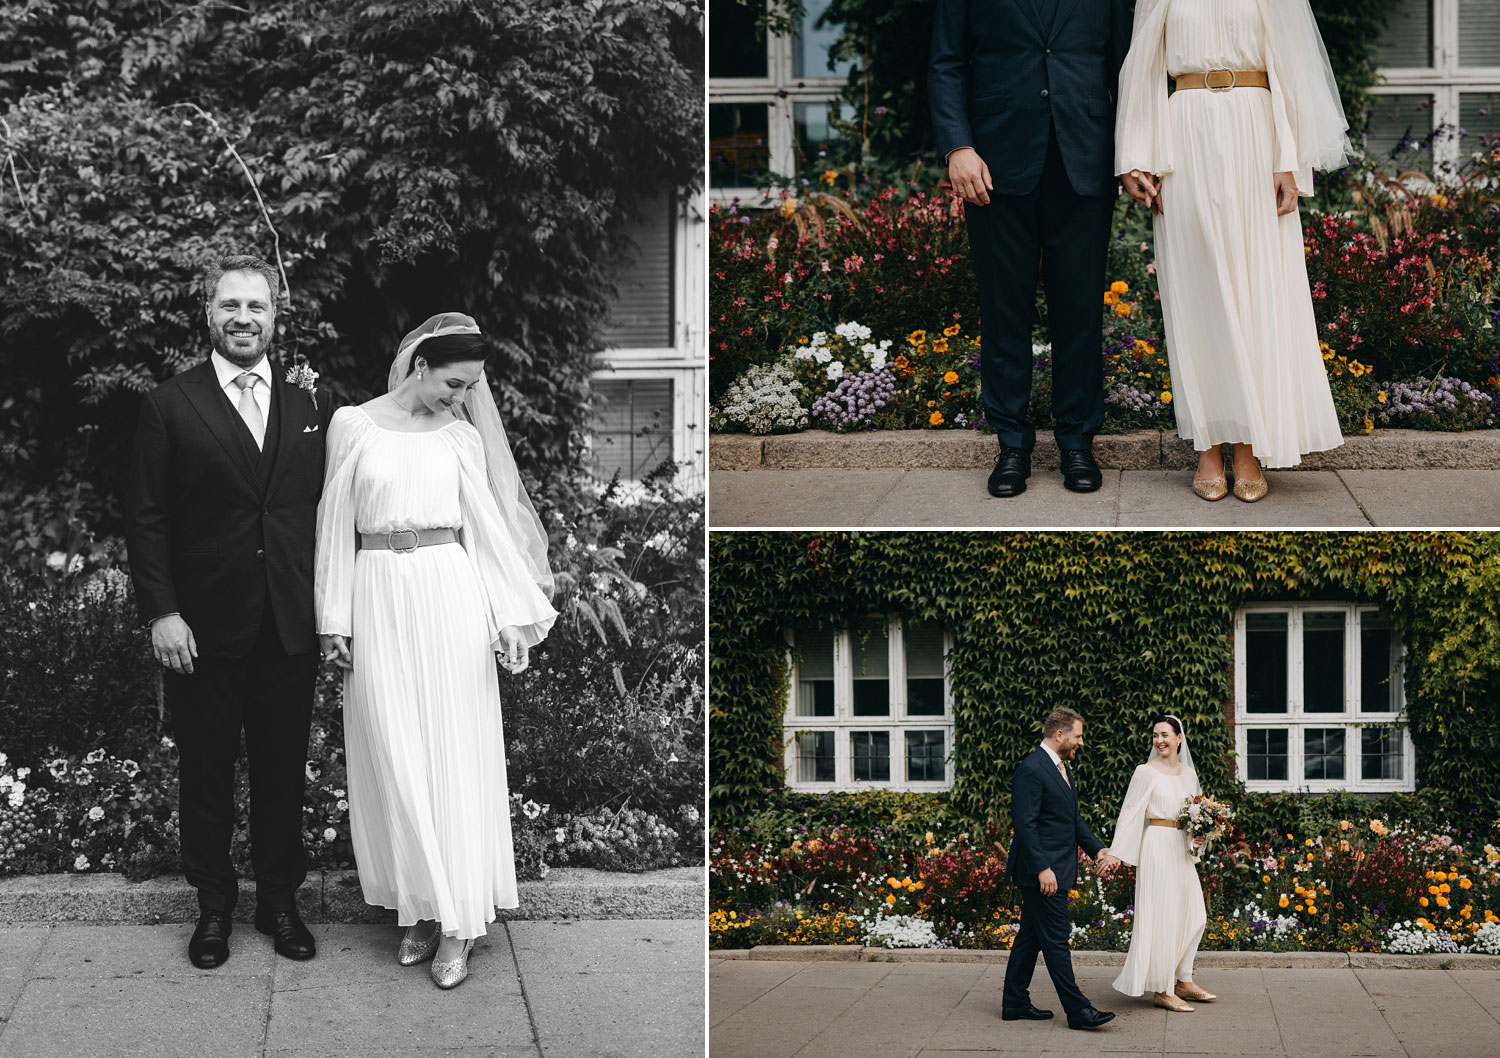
(1233, 604, 1414, 793)
(709, 0, 851, 202)
(784, 615, 954, 791)
(1371, 0, 1500, 173)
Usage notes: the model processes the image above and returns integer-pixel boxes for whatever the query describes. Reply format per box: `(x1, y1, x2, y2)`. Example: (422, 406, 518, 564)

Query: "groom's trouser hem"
(1002, 884, 1090, 1015)
(965, 124, 1111, 454)
(166, 595, 315, 916)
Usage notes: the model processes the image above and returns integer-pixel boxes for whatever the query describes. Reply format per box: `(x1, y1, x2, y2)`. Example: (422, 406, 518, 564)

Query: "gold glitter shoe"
(430, 938, 476, 990)
(1175, 981, 1217, 1002)
(1154, 991, 1195, 1012)
(1232, 473, 1268, 502)
(397, 922, 441, 966)
(1192, 473, 1228, 501)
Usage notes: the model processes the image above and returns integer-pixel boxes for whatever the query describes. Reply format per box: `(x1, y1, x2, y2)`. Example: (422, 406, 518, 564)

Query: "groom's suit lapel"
(180, 360, 260, 494)
(263, 362, 306, 502)
(1040, 749, 1076, 803)
(1048, 0, 1084, 39)
(1009, 0, 1046, 43)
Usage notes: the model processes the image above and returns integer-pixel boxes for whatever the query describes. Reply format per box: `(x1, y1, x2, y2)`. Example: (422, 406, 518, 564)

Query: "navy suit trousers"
(1002, 883, 1090, 1014)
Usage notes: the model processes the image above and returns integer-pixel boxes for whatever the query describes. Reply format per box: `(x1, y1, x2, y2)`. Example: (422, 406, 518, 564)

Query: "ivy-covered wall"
(709, 532, 1500, 824)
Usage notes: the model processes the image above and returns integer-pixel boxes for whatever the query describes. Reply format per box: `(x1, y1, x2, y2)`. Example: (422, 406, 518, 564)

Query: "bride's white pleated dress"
(315, 406, 557, 940)
(1109, 764, 1207, 995)
(1118, 0, 1343, 468)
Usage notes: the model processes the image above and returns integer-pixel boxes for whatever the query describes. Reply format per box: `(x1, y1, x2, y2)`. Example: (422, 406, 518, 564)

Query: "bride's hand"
(496, 626, 528, 674)
(320, 634, 353, 671)
(1274, 171, 1299, 216)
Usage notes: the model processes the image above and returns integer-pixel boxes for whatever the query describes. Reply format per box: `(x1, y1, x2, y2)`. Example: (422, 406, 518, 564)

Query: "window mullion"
(890, 614, 907, 722)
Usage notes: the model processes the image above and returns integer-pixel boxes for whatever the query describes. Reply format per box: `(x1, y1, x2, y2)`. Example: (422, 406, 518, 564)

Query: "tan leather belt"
(1173, 69, 1269, 92)
(358, 527, 458, 553)
(1148, 818, 1183, 828)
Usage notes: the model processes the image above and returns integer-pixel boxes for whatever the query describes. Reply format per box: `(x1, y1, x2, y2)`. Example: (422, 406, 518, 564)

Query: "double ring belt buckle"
(387, 528, 419, 553)
(1205, 68, 1236, 92)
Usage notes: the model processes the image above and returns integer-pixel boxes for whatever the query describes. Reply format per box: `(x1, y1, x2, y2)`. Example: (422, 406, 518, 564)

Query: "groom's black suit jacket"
(125, 356, 336, 657)
(929, 0, 1132, 197)
(1006, 747, 1105, 890)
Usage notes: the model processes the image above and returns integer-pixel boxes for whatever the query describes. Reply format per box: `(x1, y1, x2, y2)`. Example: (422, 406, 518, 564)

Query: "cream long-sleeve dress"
(315, 406, 557, 940)
(1109, 763, 1207, 995)
(1115, 0, 1343, 468)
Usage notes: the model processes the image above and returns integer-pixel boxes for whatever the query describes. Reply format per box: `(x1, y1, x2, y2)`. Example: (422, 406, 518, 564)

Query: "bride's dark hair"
(407, 332, 486, 373)
(1150, 714, 1182, 736)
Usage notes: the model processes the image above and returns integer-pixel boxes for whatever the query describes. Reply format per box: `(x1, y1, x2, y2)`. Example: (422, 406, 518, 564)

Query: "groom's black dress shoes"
(188, 911, 232, 969)
(988, 446, 1032, 497)
(255, 906, 317, 960)
(1066, 1005, 1117, 1030)
(1001, 1003, 1054, 1021)
(1060, 448, 1103, 493)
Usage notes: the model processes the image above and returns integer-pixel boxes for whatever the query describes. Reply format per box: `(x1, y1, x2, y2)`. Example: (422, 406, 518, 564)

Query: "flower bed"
(710, 794, 1500, 955)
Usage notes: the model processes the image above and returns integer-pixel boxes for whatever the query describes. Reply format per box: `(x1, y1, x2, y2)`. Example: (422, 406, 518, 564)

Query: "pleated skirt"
(344, 541, 518, 940)
(1154, 87, 1343, 468)
(1112, 827, 1208, 996)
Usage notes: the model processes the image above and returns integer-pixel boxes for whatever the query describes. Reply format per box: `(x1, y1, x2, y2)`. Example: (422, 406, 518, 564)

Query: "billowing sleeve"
(451, 423, 558, 650)
(1109, 765, 1156, 868)
(314, 407, 364, 638)
(1114, 0, 1174, 177)
(1260, 0, 1352, 198)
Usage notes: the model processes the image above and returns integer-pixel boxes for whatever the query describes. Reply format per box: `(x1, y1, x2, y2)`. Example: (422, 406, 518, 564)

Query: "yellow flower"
(1437, 896, 1450, 908)
(821, 168, 839, 186)
(885, 894, 897, 905)
(1279, 896, 1290, 908)
(780, 197, 797, 216)
(907, 329, 928, 346)
(943, 371, 960, 385)
(1461, 878, 1473, 889)
(932, 338, 950, 354)
(1068, 889, 1080, 899)
(929, 410, 945, 426)
(1103, 291, 1120, 306)
(1448, 870, 1459, 881)
(1114, 302, 1133, 317)
(1420, 897, 1430, 907)
(1339, 820, 1351, 831)
(925, 831, 935, 845)
(1262, 875, 1271, 884)
(1161, 391, 1172, 404)
(888, 877, 900, 888)
(1431, 193, 1449, 208)
(943, 323, 962, 337)
(1363, 414, 1374, 434)
(1111, 280, 1130, 294)
(1377, 390, 1387, 403)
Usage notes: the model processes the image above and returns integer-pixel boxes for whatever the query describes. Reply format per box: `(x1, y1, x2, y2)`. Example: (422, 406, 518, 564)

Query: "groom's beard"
(209, 319, 274, 368)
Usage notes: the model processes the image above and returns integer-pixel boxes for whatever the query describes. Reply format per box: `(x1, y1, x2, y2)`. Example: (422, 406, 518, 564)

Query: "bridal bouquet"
(1178, 794, 1235, 852)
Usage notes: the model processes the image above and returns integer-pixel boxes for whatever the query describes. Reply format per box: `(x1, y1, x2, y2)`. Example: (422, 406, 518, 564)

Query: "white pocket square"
(303, 425, 319, 433)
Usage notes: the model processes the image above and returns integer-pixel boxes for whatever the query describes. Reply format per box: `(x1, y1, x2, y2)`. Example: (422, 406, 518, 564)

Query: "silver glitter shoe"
(398, 922, 441, 967)
(430, 938, 476, 989)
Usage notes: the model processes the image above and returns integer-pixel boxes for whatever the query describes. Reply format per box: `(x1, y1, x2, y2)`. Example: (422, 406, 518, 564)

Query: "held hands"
(1122, 170, 1162, 214)
(496, 626, 529, 674)
(320, 634, 353, 671)
(947, 148, 993, 206)
(1095, 850, 1123, 879)
(1274, 171, 1300, 216)
(151, 615, 198, 675)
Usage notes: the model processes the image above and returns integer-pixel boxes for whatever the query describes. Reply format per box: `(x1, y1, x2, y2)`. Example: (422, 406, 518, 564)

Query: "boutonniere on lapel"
(285, 354, 320, 411)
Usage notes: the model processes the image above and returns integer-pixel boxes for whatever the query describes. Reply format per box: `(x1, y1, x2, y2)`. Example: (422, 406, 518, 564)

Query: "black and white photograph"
(0, 3, 705, 1056)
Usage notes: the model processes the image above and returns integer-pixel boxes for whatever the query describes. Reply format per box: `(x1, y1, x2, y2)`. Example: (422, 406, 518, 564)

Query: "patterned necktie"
(232, 371, 265, 450)
(1057, 759, 1071, 787)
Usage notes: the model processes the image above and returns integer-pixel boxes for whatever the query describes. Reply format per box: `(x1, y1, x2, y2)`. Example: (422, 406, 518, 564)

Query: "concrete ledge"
(714, 946, 1500, 969)
(0, 867, 704, 923)
(713, 428, 1500, 471)
(710, 949, 751, 960)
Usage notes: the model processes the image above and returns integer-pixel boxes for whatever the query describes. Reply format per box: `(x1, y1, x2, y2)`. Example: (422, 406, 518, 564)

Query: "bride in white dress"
(1115, 0, 1353, 502)
(315, 313, 557, 989)
(1109, 715, 1216, 1011)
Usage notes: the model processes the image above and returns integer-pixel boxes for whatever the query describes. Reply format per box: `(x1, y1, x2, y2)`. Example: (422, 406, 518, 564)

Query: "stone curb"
(709, 946, 1500, 970)
(0, 867, 705, 923)
(710, 429, 1500, 471)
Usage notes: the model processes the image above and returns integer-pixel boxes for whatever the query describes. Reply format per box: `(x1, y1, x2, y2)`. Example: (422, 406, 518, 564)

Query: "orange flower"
(906, 329, 928, 346)
(1110, 280, 1130, 294)
(932, 338, 949, 354)
(1103, 291, 1120, 306)
(929, 410, 945, 426)
(943, 371, 960, 385)
(1114, 302, 1133, 317)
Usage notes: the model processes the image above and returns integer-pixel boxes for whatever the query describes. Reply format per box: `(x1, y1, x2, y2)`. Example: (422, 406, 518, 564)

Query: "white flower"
(87, 806, 104, 822)
(870, 350, 888, 370)
(810, 332, 827, 347)
(161, 736, 175, 750)
(46, 551, 67, 571)
(84, 749, 106, 765)
(554, 827, 567, 843)
(74, 855, 90, 871)
(120, 760, 139, 779)
(522, 799, 542, 820)
(813, 347, 832, 364)
(323, 827, 337, 842)
(336, 799, 348, 812)
(67, 555, 84, 575)
(826, 361, 845, 381)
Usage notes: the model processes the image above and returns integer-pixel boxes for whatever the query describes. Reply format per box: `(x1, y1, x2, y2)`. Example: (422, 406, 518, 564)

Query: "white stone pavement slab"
(710, 957, 1500, 1058)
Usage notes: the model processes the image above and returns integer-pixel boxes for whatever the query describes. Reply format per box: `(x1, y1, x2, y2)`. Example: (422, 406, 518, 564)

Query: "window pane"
(1304, 612, 1346, 713)
(852, 731, 890, 782)
(793, 101, 846, 168)
(1362, 727, 1405, 781)
(796, 628, 835, 717)
(601, 192, 674, 349)
(709, 102, 771, 188)
(1377, 0, 1433, 67)
(1246, 613, 1288, 714)
(1459, 93, 1500, 148)
(1459, 0, 1500, 67)
(905, 619, 946, 716)
(590, 378, 673, 481)
(1246, 728, 1289, 782)
(709, 0, 769, 78)
(1360, 614, 1397, 713)
(792, 0, 854, 79)
(906, 730, 945, 782)
(852, 619, 890, 717)
(1364, 95, 1434, 172)
(795, 731, 835, 783)
(1304, 728, 1347, 781)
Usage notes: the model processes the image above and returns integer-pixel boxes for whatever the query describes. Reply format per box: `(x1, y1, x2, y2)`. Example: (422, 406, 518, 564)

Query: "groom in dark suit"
(125, 254, 335, 968)
(929, 0, 1132, 497)
(1003, 707, 1121, 1030)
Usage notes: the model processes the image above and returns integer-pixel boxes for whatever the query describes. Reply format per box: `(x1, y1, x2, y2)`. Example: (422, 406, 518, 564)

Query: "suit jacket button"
(256, 549, 265, 560)
(1040, 89, 1050, 98)
(1045, 49, 1053, 56)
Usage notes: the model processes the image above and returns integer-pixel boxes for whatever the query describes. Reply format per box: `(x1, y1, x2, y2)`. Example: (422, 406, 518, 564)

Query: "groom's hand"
(947, 148, 992, 206)
(320, 633, 353, 671)
(151, 614, 198, 675)
(1122, 170, 1160, 212)
(1037, 867, 1058, 896)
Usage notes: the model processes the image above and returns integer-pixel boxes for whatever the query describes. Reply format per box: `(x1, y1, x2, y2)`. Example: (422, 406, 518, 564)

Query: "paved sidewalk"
(0, 919, 703, 1058)
(710, 956, 1500, 1058)
(709, 468, 1500, 527)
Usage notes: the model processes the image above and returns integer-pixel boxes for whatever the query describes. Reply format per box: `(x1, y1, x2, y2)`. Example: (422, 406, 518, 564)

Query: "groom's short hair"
(202, 254, 281, 310)
(1043, 706, 1084, 739)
